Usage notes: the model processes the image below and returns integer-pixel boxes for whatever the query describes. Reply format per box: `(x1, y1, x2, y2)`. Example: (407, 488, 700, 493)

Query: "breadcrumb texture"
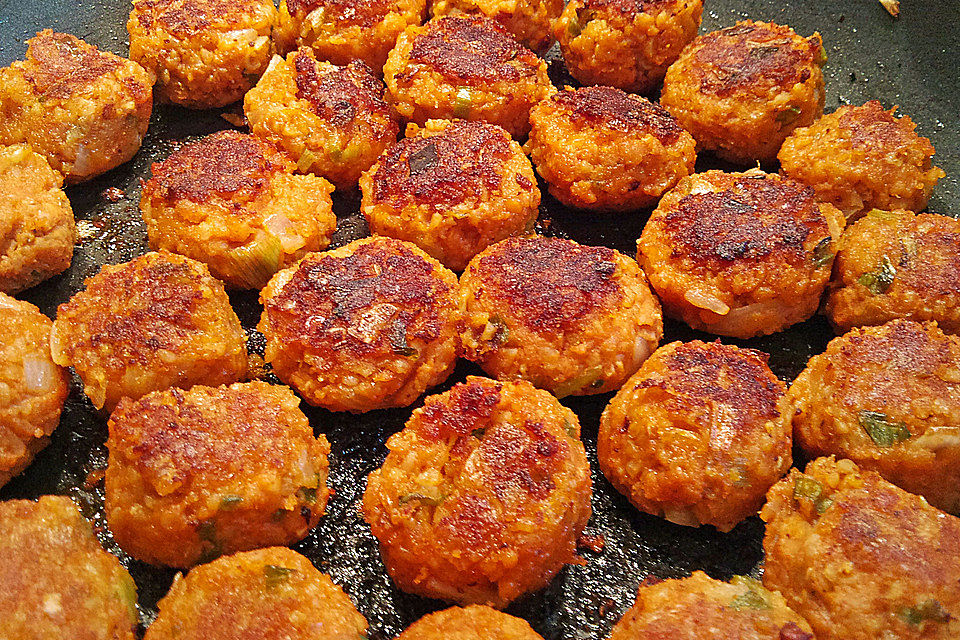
(0, 496, 138, 640)
(0, 30, 153, 183)
(127, 0, 277, 109)
(638, 169, 845, 338)
(825, 210, 960, 334)
(0, 144, 75, 294)
(363, 376, 592, 607)
(555, 0, 703, 93)
(431, 0, 562, 52)
(779, 101, 944, 218)
(51, 250, 248, 412)
(145, 547, 368, 640)
(399, 605, 545, 640)
(599, 340, 791, 532)
(661, 20, 825, 164)
(762, 456, 960, 640)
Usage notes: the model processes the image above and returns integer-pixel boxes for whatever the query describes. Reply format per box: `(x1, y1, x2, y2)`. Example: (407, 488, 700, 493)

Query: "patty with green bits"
(762, 456, 960, 640)
(825, 209, 960, 334)
(399, 605, 546, 640)
(145, 547, 368, 640)
(0, 496, 138, 640)
(105, 381, 330, 568)
(783, 319, 960, 514)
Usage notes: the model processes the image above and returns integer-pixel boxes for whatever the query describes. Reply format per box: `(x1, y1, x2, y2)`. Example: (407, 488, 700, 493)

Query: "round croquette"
(258, 237, 460, 413)
(363, 376, 592, 607)
(609, 571, 814, 640)
(430, 0, 562, 53)
(761, 456, 960, 640)
(0, 294, 70, 489)
(145, 547, 368, 640)
(383, 15, 554, 139)
(779, 101, 945, 218)
(140, 130, 336, 289)
(784, 320, 960, 514)
(51, 250, 248, 412)
(459, 237, 662, 397)
(554, 0, 704, 94)
(660, 21, 826, 164)
(638, 170, 845, 339)
(525, 86, 696, 211)
(0, 30, 153, 184)
(824, 210, 960, 334)
(361, 119, 540, 270)
(0, 496, 138, 640)
(244, 48, 399, 190)
(127, 0, 277, 109)
(598, 340, 791, 532)
(106, 381, 330, 568)
(276, 0, 425, 72)
(0, 144, 75, 294)
(399, 605, 545, 640)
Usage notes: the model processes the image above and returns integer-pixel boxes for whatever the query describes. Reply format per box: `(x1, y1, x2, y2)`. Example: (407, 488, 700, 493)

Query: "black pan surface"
(0, 1, 957, 638)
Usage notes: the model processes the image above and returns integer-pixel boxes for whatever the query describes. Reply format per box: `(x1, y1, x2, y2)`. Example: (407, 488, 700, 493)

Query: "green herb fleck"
(866, 208, 898, 220)
(487, 315, 510, 348)
(729, 576, 770, 610)
(297, 486, 318, 503)
(858, 255, 896, 294)
(776, 106, 802, 126)
(815, 43, 828, 65)
(453, 88, 472, 118)
(554, 365, 604, 399)
(399, 493, 445, 507)
(225, 234, 283, 290)
(219, 495, 243, 510)
(471, 427, 487, 440)
(793, 476, 834, 513)
(898, 599, 951, 628)
(117, 573, 138, 621)
(563, 418, 578, 439)
(389, 319, 419, 357)
(812, 236, 834, 268)
(859, 410, 911, 447)
(815, 497, 835, 514)
(264, 565, 298, 590)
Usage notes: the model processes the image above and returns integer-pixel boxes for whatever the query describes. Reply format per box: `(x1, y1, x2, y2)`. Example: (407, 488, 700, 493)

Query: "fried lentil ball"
(258, 237, 460, 413)
(430, 0, 562, 53)
(783, 320, 960, 514)
(399, 605, 545, 640)
(127, 0, 277, 109)
(276, 0, 425, 72)
(779, 101, 945, 218)
(0, 294, 70, 489)
(554, 0, 703, 94)
(762, 456, 960, 640)
(637, 170, 845, 339)
(145, 547, 368, 640)
(106, 381, 330, 568)
(383, 15, 554, 139)
(0, 496, 138, 640)
(51, 250, 248, 412)
(0, 30, 153, 184)
(460, 237, 662, 397)
(609, 571, 814, 640)
(244, 48, 399, 190)
(660, 21, 826, 164)
(0, 144, 75, 294)
(598, 340, 791, 532)
(140, 130, 336, 290)
(361, 119, 539, 270)
(824, 210, 960, 334)
(363, 376, 592, 607)
(525, 86, 696, 211)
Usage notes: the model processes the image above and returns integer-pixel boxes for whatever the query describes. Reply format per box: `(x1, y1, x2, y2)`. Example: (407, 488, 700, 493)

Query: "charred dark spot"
(293, 51, 392, 129)
(552, 86, 683, 142)
(23, 31, 121, 100)
(420, 379, 502, 439)
(286, 0, 393, 27)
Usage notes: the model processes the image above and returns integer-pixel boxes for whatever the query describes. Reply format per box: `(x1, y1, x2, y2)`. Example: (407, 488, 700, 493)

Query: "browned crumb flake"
(286, 0, 393, 25)
(552, 86, 682, 141)
(294, 52, 387, 126)
(23, 31, 121, 99)
(879, 0, 900, 17)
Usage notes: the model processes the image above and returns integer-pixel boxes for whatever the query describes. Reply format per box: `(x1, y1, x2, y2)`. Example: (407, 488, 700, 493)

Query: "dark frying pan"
(1, 1, 957, 637)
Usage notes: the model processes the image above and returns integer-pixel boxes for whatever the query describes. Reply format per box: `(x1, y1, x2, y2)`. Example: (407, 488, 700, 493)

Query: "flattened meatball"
(384, 15, 554, 138)
(609, 572, 814, 640)
(431, 0, 562, 52)
(145, 547, 368, 640)
(638, 169, 845, 338)
(460, 237, 662, 397)
(399, 605, 545, 640)
(599, 340, 791, 532)
(555, 0, 703, 94)
(258, 237, 460, 412)
(0, 496, 138, 640)
(363, 376, 592, 607)
(0, 30, 153, 183)
(762, 457, 960, 640)
(661, 21, 825, 164)
(361, 119, 539, 270)
(825, 210, 960, 334)
(245, 48, 399, 190)
(526, 86, 696, 211)
(141, 130, 336, 289)
(128, 0, 277, 109)
(51, 251, 248, 411)
(779, 101, 945, 218)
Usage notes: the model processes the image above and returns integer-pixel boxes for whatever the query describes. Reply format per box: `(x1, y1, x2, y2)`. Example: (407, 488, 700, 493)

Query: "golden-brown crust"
(551, 86, 683, 142)
(294, 55, 393, 128)
(22, 31, 122, 100)
(430, 0, 562, 53)
(399, 605, 545, 640)
(133, 0, 265, 35)
(286, 0, 391, 24)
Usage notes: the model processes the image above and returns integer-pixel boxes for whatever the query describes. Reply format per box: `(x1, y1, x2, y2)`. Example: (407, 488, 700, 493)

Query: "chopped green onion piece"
(471, 427, 487, 440)
(859, 410, 911, 447)
(812, 236, 834, 268)
(225, 234, 283, 289)
(264, 565, 298, 590)
(793, 476, 823, 502)
(399, 493, 444, 506)
(117, 573, 138, 621)
(866, 208, 898, 220)
(297, 148, 318, 172)
(453, 88, 472, 118)
(729, 576, 770, 610)
(297, 486, 318, 503)
(776, 106, 802, 125)
(899, 599, 950, 627)
(815, 497, 835, 514)
(220, 495, 244, 510)
(554, 365, 604, 399)
(858, 255, 896, 294)
(563, 418, 578, 439)
(485, 316, 510, 348)
(815, 43, 828, 65)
